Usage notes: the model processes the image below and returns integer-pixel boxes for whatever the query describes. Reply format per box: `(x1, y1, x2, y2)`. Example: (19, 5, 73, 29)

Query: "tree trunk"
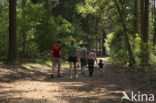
(154, 0, 156, 45)
(102, 31, 106, 56)
(94, 16, 98, 55)
(140, 0, 149, 65)
(134, 0, 139, 34)
(140, 0, 145, 38)
(114, 0, 136, 65)
(144, 0, 149, 43)
(8, 0, 17, 64)
(22, 0, 26, 58)
(22, 31, 26, 58)
(96, 37, 98, 54)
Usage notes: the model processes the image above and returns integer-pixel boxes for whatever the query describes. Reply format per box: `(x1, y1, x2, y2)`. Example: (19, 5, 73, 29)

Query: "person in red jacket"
(51, 40, 62, 78)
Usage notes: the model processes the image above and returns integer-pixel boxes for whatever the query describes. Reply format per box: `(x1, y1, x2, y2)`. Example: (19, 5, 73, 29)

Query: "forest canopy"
(0, 0, 156, 65)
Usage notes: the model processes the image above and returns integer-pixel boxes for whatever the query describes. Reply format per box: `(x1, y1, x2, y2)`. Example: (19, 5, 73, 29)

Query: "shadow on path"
(0, 63, 156, 103)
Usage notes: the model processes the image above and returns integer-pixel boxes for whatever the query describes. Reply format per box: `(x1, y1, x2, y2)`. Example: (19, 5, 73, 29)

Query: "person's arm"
(85, 49, 88, 59)
(85, 50, 88, 63)
(94, 53, 97, 63)
(75, 48, 77, 57)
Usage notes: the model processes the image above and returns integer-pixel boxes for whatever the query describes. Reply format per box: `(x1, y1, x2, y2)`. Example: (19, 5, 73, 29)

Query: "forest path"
(0, 59, 156, 103)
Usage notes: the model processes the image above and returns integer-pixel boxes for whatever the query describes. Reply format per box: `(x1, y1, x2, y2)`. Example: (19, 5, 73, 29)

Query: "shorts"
(52, 57, 62, 67)
(99, 68, 104, 73)
(68, 57, 77, 63)
(99, 68, 104, 76)
(80, 58, 87, 67)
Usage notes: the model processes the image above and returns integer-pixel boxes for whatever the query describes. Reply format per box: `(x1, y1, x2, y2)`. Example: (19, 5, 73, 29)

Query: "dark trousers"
(88, 59, 94, 77)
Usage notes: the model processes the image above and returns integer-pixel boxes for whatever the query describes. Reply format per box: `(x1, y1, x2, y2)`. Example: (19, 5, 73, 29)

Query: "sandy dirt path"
(0, 61, 156, 103)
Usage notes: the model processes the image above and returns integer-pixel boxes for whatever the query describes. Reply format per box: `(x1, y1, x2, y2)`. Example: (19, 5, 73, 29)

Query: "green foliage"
(0, 0, 156, 66)
(0, 0, 79, 61)
(16, 1, 44, 58)
(76, 0, 99, 17)
(35, 15, 72, 52)
(0, 2, 8, 59)
(71, 23, 86, 43)
(105, 31, 156, 65)
(105, 30, 128, 64)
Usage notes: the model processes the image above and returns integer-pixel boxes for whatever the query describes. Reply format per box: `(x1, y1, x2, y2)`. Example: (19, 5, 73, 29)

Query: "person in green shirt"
(67, 40, 78, 79)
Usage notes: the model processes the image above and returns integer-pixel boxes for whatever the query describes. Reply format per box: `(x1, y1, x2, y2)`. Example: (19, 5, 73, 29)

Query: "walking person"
(79, 44, 88, 75)
(51, 40, 62, 78)
(68, 40, 78, 79)
(77, 45, 81, 68)
(87, 51, 97, 77)
(98, 59, 104, 78)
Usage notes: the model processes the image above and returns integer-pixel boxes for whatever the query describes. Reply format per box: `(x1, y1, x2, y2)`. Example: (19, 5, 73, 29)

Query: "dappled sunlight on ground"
(0, 61, 156, 103)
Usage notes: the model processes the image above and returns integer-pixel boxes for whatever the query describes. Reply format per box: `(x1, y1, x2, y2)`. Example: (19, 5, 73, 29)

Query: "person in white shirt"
(79, 44, 88, 75)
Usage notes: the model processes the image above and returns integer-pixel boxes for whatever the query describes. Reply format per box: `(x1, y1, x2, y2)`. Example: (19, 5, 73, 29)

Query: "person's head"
(57, 40, 61, 44)
(71, 40, 75, 45)
(84, 44, 88, 48)
(79, 44, 83, 48)
(100, 59, 102, 63)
